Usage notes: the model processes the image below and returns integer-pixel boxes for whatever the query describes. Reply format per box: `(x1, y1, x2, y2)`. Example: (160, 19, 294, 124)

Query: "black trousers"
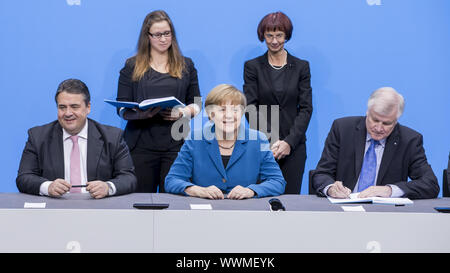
(276, 143, 306, 194)
(130, 147, 179, 193)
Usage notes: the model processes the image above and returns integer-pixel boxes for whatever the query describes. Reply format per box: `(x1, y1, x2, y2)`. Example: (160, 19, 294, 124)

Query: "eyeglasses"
(148, 31, 172, 39)
(264, 33, 285, 41)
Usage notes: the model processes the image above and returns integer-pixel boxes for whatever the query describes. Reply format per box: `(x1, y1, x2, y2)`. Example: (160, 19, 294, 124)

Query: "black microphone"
(269, 198, 286, 211)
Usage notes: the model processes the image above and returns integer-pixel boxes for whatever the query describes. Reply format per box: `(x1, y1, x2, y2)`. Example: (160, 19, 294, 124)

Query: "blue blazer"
(165, 122, 286, 197)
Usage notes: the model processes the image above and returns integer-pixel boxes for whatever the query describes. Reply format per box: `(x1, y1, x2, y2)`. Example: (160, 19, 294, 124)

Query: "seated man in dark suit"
(446, 153, 450, 197)
(16, 79, 137, 198)
(313, 87, 439, 199)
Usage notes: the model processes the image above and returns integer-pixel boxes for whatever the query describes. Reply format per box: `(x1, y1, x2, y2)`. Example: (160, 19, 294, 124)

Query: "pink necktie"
(69, 135, 81, 193)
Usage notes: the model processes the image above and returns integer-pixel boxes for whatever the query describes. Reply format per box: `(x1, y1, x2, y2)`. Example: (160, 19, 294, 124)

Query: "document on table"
(328, 193, 413, 205)
(341, 205, 366, 212)
(190, 204, 212, 210)
(24, 202, 46, 208)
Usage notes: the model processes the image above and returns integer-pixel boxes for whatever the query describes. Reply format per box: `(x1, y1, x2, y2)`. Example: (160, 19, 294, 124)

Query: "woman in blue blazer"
(165, 84, 286, 199)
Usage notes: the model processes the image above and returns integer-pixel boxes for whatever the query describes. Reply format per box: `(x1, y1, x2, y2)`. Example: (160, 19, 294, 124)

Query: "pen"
(71, 185, 87, 188)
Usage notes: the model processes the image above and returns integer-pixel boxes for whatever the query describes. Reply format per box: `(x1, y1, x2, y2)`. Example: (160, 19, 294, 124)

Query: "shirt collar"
(365, 133, 386, 147)
(63, 120, 88, 140)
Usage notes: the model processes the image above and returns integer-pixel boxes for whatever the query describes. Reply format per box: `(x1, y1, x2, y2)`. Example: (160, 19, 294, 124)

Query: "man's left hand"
(86, 181, 109, 199)
(358, 186, 392, 198)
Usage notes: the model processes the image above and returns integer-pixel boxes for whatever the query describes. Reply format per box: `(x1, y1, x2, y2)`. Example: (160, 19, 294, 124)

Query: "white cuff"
(322, 184, 333, 197)
(388, 184, 405, 198)
(106, 181, 116, 196)
(39, 181, 53, 196)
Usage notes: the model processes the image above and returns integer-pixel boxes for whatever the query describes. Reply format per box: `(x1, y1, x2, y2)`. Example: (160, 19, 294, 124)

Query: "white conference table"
(0, 193, 449, 253)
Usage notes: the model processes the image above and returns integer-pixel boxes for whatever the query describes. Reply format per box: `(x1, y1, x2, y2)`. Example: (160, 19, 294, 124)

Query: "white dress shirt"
(39, 121, 116, 196)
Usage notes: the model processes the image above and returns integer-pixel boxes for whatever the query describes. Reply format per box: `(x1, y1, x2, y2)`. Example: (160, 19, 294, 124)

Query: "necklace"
(268, 50, 287, 70)
(269, 62, 286, 70)
(218, 141, 236, 149)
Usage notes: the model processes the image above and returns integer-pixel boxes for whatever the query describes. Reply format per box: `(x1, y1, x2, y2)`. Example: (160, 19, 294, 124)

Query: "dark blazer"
(243, 51, 312, 149)
(445, 153, 450, 197)
(16, 119, 137, 196)
(117, 56, 200, 151)
(165, 122, 286, 197)
(312, 116, 439, 199)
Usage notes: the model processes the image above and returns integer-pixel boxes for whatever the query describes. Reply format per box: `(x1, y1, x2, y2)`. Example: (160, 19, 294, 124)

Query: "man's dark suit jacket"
(243, 51, 312, 150)
(16, 119, 137, 196)
(446, 153, 450, 197)
(313, 116, 439, 199)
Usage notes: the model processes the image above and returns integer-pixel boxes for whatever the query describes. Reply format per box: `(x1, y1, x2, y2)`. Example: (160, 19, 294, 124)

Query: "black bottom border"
(1, 252, 446, 272)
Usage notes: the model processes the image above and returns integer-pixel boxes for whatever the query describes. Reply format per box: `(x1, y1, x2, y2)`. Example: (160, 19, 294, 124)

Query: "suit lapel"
(226, 126, 248, 170)
(226, 141, 247, 170)
(86, 119, 104, 181)
(206, 138, 227, 179)
(376, 124, 400, 185)
(51, 122, 65, 179)
(353, 117, 367, 189)
(279, 52, 296, 105)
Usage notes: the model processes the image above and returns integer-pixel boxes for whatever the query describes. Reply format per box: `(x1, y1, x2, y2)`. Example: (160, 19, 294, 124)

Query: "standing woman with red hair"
(243, 11, 313, 194)
(116, 10, 201, 193)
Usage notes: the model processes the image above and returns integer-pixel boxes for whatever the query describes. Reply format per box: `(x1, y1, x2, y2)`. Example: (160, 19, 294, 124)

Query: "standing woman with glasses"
(243, 11, 313, 194)
(116, 10, 201, 193)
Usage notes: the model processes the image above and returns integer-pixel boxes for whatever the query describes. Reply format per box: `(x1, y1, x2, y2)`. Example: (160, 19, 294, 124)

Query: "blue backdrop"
(1, 0, 449, 195)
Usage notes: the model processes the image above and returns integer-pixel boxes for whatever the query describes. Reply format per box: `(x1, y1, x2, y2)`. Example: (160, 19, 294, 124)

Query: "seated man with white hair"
(312, 87, 439, 199)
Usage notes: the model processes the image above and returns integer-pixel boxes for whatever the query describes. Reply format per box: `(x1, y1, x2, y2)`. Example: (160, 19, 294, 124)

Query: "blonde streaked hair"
(132, 10, 185, 81)
(205, 84, 247, 116)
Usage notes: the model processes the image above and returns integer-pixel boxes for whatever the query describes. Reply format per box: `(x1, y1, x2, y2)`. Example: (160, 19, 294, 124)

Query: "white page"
(341, 205, 366, 212)
(190, 204, 212, 210)
(328, 193, 413, 205)
(24, 202, 46, 208)
(327, 193, 373, 204)
(372, 197, 413, 205)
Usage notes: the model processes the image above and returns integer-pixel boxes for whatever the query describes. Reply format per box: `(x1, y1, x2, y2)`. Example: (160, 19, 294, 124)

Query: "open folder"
(104, 96, 185, 110)
(328, 193, 413, 205)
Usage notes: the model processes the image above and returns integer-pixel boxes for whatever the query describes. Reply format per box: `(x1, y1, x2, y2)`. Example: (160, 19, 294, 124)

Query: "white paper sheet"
(190, 204, 212, 210)
(24, 202, 46, 209)
(328, 193, 413, 205)
(341, 205, 366, 212)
